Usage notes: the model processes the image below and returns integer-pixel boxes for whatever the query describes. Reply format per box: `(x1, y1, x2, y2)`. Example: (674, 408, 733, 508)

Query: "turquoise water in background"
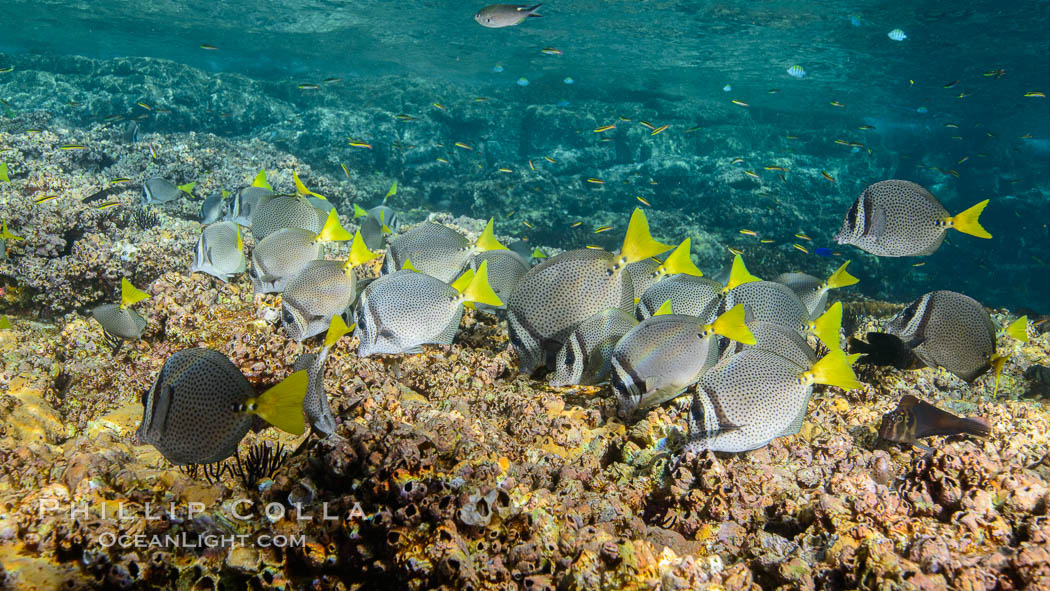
(3, 0, 1049, 311)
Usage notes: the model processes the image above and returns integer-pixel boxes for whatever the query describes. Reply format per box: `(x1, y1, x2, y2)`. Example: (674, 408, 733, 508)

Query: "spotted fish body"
(885, 290, 996, 381)
(360, 205, 399, 251)
(200, 193, 227, 224)
(354, 270, 465, 356)
(292, 350, 336, 436)
(281, 260, 354, 341)
(250, 228, 323, 294)
(383, 222, 472, 282)
(190, 221, 245, 282)
(722, 280, 809, 332)
(611, 313, 736, 417)
(251, 195, 323, 241)
(636, 275, 722, 320)
(549, 308, 638, 387)
(507, 249, 635, 375)
(625, 258, 662, 303)
(835, 179, 990, 257)
(227, 186, 274, 227)
(141, 178, 182, 205)
(91, 304, 147, 341)
(719, 320, 816, 368)
(469, 249, 528, 312)
(775, 273, 828, 319)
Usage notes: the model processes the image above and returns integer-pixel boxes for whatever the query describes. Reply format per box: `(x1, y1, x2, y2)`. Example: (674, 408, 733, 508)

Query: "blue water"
(3, 0, 1050, 311)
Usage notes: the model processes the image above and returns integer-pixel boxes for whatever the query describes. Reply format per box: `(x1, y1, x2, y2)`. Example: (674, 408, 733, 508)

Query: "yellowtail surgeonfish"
(549, 308, 638, 387)
(281, 229, 379, 342)
(250, 209, 352, 294)
(292, 315, 354, 436)
(384, 218, 506, 283)
(835, 180, 990, 257)
(773, 261, 859, 320)
(91, 278, 151, 352)
(353, 261, 503, 356)
(226, 171, 275, 227)
(468, 249, 529, 313)
(190, 221, 246, 282)
(136, 348, 308, 465)
(507, 208, 671, 375)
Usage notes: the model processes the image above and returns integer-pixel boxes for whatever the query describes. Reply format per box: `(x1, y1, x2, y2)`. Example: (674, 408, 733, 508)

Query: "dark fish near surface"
(474, 3, 543, 27)
(137, 348, 308, 465)
(879, 394, 991, 452)
(834, 179, 991, 257)
(885, 290, 995, 381)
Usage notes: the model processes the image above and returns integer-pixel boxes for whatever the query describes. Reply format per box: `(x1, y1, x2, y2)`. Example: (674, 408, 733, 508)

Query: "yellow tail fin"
(947, 199, 992, 239)
(0, 315, 11, 330)
(710, 303, 756, 344)
(846, 353, 861, 365)
(531, 248, 547, 259)
(250, 370, 308, 435)
(1, 221, 24, 241)
(990, 353, 1008, 396)
(384, 180, 397, 202)
(379, 209, 391, 234)
(725, 254, 761, 291)
(324, 315, 352, 349)
(619, 208, 672, 264)
(316, 209, 352, 243)
(653, 300, 673, 316)
(345, 229, 379, 271)
(294, 172, 325, 199)
(235, 225, 244, 251)
(459, 260, 504, 307)
(810, 301, 843, 350)
(353, 203, 368, 218)
(451, 268, 474, 293)
(476, 218, 508, 251)
(252, 169, 271, 190)
(826, 261, 859, 290)
(177, 181, 196, 195)
(660, 238, 703, 277)
(1004, 316, 1028, 343)
(120, 278, 150, 309)
(0, 162, 8, 183)
(807, 349, 862, 390)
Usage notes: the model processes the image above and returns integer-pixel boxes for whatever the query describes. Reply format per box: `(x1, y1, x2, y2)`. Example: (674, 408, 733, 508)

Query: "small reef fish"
(293, 315, 353, 436)
(384, 218, 505, 283)
(650, 125, 669, 136)
(550, 308, 638, 387)
(137, 349, 307, 465)
(879, 394, 991, 453)
(541, 47, 562, 56)
(91, 278, 150, 351)
(190, 221, 246, 283)
(835, 179, 990, 257)
(475, 3, 543, 27)
(1024, 91, 1046, 98)
(250, 209, 352, 294)
(774, 261, 859, 319)
(888, 28, 907, 41)
(732, 99, 749, 107)
(199, 44, 218, 50)
(786, 65, 806, 79)
(34, 195, 59, 205)
(593, 124, 616, 133)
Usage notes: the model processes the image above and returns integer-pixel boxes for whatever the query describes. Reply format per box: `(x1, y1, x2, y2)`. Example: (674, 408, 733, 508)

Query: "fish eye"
(605, 269, 613, 277)
(282, 309, 295, 325)
(565, 352, 575, 366)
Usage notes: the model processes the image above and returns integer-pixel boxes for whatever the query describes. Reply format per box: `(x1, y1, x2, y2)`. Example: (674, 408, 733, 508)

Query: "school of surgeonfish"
(87, 165, 1021, 466)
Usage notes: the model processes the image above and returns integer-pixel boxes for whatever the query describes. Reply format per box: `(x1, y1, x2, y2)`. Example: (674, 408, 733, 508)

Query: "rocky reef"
(0, 119, 1049, 590)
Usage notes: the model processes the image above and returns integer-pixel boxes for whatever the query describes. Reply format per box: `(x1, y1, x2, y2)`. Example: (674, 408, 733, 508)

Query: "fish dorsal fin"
(946, 199, 992, 239)
(353, 203, 368, 218)
(0, 315, 10, 330)
(653, 300, 673, 316)
(324, 315, 353, 349)
(810, 301, 843, 350)
(805, 349, 862, 390)
(235, 225, 244, 251)
(531, 247, 547, 259)
(345, 229, 379, 272)
(476, 218, 508, 252)
(0, 162, 8, 182)
(458, 260, 504, 307)
(294, 172, 325, 199)
(384, 180, 397, 203)
(316, 209, 352, 243)
(252, 169, 272, 190)
(709, 303, 756, 344)
(249, 370, 308, 435)
(660, 238, 703, 277)
(826, 260, 859, 289)
(1004, 316, 1029, 343)
(1, 221, 24, 241)
(619, 208, 671, 264)
(120, 278, 151, 309)
(177, 181, 196, 195)
(725, 254, 761, 291)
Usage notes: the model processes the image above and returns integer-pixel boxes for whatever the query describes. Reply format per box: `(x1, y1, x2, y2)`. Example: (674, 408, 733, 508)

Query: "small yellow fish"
(636, 196, 651, 206)
(943, 80, 960, 89)
(149, 143, 159, 159)
(957, 92, 971, 98)
(744, 170, 760, 179)
(739, 229, 757, 236)
(794, 233, 811, 241)
(834, 139, 850, 146)
(618, 116, 632, 121)
(650, 124, 669, 136)
(684, 125, 701, 133)
(760, 239, 775, 244)
(96, 200, 121, 210)
(0, 67, 13, 73)
(830, 101, 845, 107)
(103, 114, 124, 122)
(1024, 91, 1046, 98)
(587, 178, 604, 184)
(958, 156, 969, 164)
(432, 102, 447, 111)
(944, 123, 959, 128)
(324, 77, 342, 84)
(528, 160, 535, 171)
(764, 166, 786, 171)
(639, 121, 656, 130)
(785, 135, 799, 140)
(522, 220, 533, 229)
(395, 114, 417, 121)
(60, 145, 87, 150)
(455, 142, 473, 150)
(436, 157, 449, 163)
(200, 44, 218, 50)
(594, 225, 612, 234)
(541, 47, 562, 56)
(731, 158, 745, 165)
(544, 156, 556, 163)
(348, 141, 373, 149)
(498, 167, 513, 173)
(859, 125, 875, 130)
(35, 195, 59, 204)
(341, 164, 350, 179)
(298, 83, 320, 90)
(593, 124, 616, 133)
(727, 247, 743, 256)
(821, 170, 835, 182)
(912, 262, 926, 267)
(792, 244, 809, 254)
(731, 99, 749, 107)
(570, 221, 583, 228)
(110, 177, 132, 184)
